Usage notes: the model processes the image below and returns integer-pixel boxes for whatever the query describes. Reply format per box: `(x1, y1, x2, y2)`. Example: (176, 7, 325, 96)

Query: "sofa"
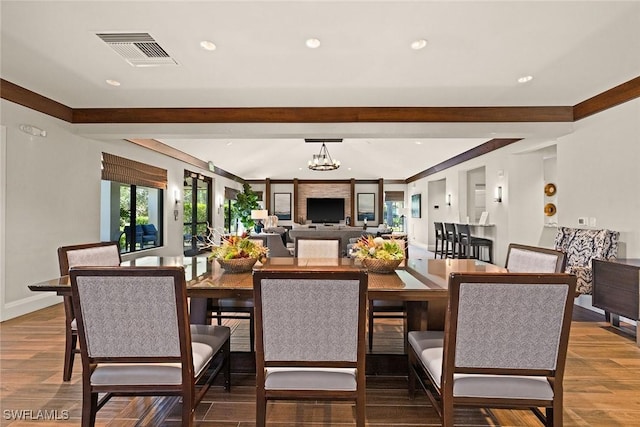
(554, 226, 619, 295)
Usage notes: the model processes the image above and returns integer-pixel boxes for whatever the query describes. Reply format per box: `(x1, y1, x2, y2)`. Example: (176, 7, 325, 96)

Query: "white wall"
(0, 101, 241, 320)
(2, 98, 639, 320)
(409, 99, 640, 270)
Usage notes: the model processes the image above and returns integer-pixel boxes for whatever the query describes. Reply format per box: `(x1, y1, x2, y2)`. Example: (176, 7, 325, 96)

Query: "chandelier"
(308, 143, 340, 171)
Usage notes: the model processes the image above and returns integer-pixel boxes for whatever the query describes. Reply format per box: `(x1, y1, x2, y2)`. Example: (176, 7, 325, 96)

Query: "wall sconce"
(446, 194, 452, 206)
(173, 190, 181, 221)
(494, 186, 503, 203)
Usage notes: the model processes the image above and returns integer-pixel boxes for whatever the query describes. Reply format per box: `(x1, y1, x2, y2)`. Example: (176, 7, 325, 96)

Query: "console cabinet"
(592, 258, 640, 345)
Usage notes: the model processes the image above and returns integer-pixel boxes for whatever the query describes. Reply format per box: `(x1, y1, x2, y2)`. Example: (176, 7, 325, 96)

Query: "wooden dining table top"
(28, 256, 506, 301)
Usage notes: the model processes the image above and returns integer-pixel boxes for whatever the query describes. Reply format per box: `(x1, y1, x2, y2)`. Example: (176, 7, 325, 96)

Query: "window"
(224, 187, 240, 234)
(183, 171, 212, 254)
(100, 153, 166, 253)
(383, 191, 405, 232)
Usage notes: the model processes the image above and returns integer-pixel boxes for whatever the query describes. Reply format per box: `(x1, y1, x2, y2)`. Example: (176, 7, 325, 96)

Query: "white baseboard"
(1, 293, 61, 322)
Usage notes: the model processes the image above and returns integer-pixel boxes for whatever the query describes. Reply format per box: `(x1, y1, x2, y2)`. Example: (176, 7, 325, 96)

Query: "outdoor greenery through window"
(383, 191, 406, 232)
(100, 182, 163, 253)
(100, 153, 166, 254)
(183, 171, 212, 254)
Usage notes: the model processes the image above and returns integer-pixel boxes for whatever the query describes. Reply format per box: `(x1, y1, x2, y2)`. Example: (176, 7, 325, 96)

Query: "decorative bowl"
(216, 257, 258, 273)
(362, 258, 402, 274)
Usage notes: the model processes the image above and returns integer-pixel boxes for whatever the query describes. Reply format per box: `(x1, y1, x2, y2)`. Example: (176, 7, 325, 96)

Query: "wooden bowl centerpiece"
(352, 236, 405, 274)
(209, 235, 268, 274)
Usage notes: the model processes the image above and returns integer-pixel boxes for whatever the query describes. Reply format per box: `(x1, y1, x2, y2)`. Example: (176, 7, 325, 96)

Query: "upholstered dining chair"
(294, 237, 341, 258)
(408, 272, 576, 427)
(505, 243, 566, 273)
(253, 268, 368, 426)
(70, 266, 231, 427)
(57, 242, 121, 381)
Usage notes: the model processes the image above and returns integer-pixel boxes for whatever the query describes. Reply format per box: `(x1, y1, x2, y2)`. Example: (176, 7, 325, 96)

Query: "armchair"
(70, 266, 230, 426)
(57, 242, 121, 381)
(253, 268, 368, 426)
(408, 272, 576, 426)
(554, 226, 619, 295)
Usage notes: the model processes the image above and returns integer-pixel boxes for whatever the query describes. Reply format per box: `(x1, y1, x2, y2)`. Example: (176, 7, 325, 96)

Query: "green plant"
(231, 183, 260, 233)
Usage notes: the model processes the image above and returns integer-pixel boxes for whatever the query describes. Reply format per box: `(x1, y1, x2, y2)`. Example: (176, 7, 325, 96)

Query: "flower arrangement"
(209, 235, 269, 261)
(352, 236, 405, 261)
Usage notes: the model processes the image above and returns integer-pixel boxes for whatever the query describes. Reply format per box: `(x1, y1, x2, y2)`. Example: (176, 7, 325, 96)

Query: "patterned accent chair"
(70, 266, 231, 427)
(57, 242, 122, 381)
(253, 269, 368, 427)
(554, 227, 620, 295)
(408, 273, 576, 427)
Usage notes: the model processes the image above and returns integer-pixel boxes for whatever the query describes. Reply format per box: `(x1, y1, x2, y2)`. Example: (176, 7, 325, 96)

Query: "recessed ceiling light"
(414, 141, 422, 145)
(517, 75, 533, 83)
(200, 40, 217, 51)
(106, 79, 121, 87)
(226, 142, 233, 146)
(410, 39, 428, 50)
(306, 38, 321, 49)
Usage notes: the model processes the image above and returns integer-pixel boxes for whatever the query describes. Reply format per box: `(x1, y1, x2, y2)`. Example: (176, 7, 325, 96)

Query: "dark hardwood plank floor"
(2, 302, 639, 426)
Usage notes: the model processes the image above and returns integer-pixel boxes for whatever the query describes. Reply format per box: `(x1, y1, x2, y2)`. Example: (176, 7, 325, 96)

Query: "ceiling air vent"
(96, 32, 178, 67)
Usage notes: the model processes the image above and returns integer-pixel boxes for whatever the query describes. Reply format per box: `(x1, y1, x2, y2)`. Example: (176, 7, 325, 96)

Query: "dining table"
(29, 255, 506, 334)
(28, 255, 506, 374)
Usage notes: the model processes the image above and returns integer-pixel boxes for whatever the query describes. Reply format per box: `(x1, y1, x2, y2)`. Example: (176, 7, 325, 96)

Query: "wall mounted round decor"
(544, 183, 557, 196)
(544, 203, 557, 216)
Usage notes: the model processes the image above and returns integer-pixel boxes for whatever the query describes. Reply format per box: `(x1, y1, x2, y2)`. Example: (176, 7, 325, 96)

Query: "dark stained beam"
(127, 138, 244, 184)
(405, 139, 522, 183)
(72, 106, 573, 124)
(0, 79, 73, 122)
(573, 76, 640, 121)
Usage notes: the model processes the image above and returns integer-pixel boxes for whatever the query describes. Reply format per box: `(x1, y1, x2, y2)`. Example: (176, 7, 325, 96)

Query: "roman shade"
(101, 152, 167, 189)
(384, 191, 404, 202)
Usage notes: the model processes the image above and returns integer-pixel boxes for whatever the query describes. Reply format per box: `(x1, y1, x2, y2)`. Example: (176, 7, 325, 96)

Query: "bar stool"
(434, 222, 446, 258)
(455, 223, 493, 263)
(443, 223, 459, 258)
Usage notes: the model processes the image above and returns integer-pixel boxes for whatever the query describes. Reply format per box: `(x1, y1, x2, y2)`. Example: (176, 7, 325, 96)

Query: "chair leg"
(63, 330, 77, 381)
(249, 313, 256, 352)
(223, 338, 231, 391)
(355, 391, 366, 427)
(368, 303, 374, 352)
(82, 390, 98, 427)
(255, 391, 267, 427)
(181, 391, 195, 427)
(407, 352, 417, 399)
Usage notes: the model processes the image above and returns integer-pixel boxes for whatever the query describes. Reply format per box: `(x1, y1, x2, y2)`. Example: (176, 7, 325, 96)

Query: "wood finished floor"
(2, 302, 640, 426)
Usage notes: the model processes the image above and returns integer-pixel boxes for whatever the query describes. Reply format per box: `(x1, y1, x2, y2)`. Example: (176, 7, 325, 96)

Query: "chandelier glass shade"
(308, 143, 340, 171)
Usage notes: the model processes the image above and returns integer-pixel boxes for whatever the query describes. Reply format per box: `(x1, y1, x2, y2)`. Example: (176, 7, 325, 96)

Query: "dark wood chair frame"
(253, 269, 368, 427)
(57, 241, 121, 381)
(505, 243, 567, 273)
(408, 273, 576, 427)
(70, 266, 230, 427)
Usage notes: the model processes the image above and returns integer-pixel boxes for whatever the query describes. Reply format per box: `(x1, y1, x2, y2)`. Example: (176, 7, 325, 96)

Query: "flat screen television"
(306, 198, 345, 224)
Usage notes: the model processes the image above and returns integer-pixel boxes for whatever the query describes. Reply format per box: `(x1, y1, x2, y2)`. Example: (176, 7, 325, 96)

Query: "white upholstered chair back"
(73, 272, 182, 358)
(452, 279, 571, 370)
(505, 243, 566, 273)
(259, 278, 361, 362)
(295, 238, 340, 258)
(66, 245, 121, 271)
